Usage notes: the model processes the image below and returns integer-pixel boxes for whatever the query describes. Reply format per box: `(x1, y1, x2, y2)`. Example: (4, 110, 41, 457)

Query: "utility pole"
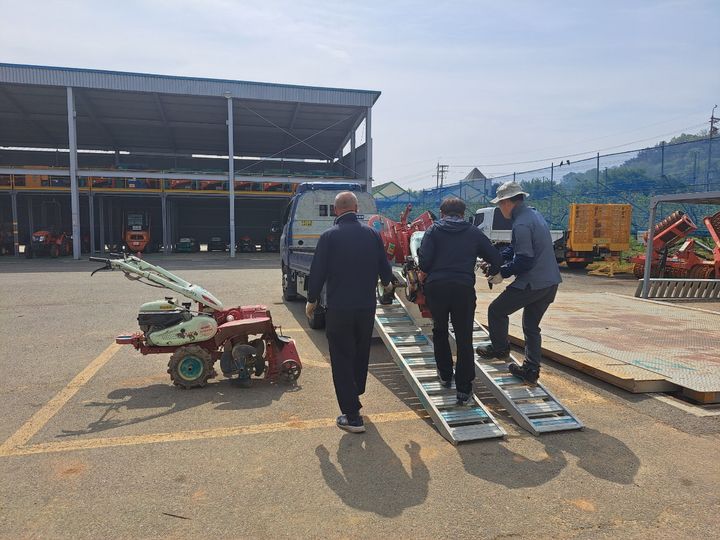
(708, 105, 718, 191)
(435, 163, 449, 189)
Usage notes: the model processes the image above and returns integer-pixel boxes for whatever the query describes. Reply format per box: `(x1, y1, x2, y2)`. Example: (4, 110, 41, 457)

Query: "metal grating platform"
(480, 291, 720, 403)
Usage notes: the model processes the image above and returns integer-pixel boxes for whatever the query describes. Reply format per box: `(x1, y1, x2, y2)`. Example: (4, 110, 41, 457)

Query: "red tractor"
(25, 229, 72, 258)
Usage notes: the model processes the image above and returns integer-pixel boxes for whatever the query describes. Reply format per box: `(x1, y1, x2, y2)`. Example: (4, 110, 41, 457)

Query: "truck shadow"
(0, 252, 280, 273)
(57, 377, 300, 437)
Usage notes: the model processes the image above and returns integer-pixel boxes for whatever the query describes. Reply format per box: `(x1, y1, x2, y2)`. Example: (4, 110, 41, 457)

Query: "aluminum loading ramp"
(375, 297, 506, 444)
(450, 322, 584, 436)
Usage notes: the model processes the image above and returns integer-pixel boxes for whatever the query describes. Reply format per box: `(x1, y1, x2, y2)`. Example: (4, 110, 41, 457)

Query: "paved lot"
(0, 254, 719, 539)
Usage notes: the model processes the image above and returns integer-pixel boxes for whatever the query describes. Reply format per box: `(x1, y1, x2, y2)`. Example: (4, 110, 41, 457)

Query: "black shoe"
(508, 363, 540, 386)
(455, 391, 471, 406)
(476, 344, 510, 360)
(437, 369, 452, 388)
(336, 415, 366, 433)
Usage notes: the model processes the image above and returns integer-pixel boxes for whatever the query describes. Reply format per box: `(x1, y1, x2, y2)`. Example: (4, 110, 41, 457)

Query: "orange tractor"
(631, 210, 720, 279)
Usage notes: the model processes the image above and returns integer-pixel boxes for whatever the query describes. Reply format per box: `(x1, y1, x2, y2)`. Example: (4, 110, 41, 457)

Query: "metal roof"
(651, 192, 720, 206)
(0, 63, 379, 159)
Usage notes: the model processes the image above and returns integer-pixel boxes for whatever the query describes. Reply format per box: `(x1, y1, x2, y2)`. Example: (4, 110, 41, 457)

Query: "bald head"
(334, 191, 358, 216)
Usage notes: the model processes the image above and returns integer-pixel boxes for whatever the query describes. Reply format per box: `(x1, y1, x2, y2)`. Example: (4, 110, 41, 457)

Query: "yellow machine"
(564, 204, 632, 269)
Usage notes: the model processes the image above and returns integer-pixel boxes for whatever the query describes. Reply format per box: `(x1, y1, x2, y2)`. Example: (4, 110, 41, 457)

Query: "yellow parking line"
(0, 343, 122, 456)
(2, 410, 426, 457)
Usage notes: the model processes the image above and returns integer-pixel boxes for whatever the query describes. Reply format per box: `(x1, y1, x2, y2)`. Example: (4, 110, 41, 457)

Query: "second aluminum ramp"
(449, 321, 584, 436)
(375, 298, 505, 444)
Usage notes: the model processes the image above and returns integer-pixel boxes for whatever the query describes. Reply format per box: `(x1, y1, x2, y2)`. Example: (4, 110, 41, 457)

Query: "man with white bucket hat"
(476, 181, 561, 385)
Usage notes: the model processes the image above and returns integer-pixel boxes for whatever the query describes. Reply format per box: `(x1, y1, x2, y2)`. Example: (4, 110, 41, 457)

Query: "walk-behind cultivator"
(90, 254, 302, 388)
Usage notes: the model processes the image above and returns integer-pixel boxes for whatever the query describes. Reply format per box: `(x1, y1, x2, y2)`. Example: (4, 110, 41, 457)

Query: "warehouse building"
(0, 63, 380, 258)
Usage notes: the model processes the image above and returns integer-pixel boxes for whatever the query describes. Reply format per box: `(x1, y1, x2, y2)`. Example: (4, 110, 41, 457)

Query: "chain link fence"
(375, 136, 720, 235)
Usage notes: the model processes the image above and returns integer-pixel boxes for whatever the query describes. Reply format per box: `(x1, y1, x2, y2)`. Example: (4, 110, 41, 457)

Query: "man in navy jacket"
(307, 191, 394, 433)
(419, 197, 503, 405)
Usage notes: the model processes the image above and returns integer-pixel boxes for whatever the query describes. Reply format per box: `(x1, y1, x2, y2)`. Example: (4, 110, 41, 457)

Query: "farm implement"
(90, 254, 302, 388)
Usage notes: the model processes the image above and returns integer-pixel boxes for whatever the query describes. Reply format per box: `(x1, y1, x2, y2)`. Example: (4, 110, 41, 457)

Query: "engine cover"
(145, 314, 218, 347)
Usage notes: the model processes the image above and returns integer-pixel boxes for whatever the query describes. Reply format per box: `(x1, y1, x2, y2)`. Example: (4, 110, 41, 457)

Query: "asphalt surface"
(0, 253, 718, 539)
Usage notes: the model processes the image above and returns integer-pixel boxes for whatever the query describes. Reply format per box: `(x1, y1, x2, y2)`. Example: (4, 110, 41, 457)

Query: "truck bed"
(288, 249, 315, 274)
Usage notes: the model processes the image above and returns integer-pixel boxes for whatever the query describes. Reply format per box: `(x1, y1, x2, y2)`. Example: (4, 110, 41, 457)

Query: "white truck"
(472, 206, 566, 261)
(280, 182, 378, 328)
(472, 207, 564, 245)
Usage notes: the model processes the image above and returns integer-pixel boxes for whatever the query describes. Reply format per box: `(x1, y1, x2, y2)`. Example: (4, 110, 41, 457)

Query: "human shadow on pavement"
(459, 427, 640, 488)
(58, 377, 300, 437)
(543, 428, 640, 485)
(458, 438, 568, 489)
(315, 423, 430, 517)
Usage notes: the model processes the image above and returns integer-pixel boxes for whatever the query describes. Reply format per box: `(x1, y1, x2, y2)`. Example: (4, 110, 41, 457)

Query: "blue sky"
(1, 0, 718, 188)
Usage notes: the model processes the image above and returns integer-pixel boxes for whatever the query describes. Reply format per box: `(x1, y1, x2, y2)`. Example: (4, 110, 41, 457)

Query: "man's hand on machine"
(382, 280, 396, 295)
(487, 273, 503, 285)
(305, 301, 317, 319)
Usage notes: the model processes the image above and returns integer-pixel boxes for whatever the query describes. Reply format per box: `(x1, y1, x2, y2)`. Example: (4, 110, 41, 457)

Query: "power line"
(446, 122, 707, 169)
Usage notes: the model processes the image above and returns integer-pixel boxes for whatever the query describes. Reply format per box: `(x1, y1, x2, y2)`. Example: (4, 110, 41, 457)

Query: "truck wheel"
(167, 345, 214, 389)
(567, 261, 589, 270)
(25, 247, 34, 259)
(282, 264, 298, 301)
(307, 306, 326, 330)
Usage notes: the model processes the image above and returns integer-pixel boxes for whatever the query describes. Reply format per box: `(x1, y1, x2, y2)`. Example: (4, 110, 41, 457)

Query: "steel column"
(10, 191, 19, 257)
(227, 96, 236, 258)
(161, 193, 169, 254)
(66, 87, 81, 259)
(641, 202, 658, 298)
(365, 107, 372, 191)
(98, 196, 105, 254)
(350, 131, 356, 178)
(88, 192, 95, 254)
(108, 201, 113, 252)
(27, 197, 33, 248)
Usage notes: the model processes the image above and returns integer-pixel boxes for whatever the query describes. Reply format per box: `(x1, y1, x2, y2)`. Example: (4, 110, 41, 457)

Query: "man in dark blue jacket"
(307, 191, 394, 433)
(476, 181, 562, 385)
(419, 197, 503, 405)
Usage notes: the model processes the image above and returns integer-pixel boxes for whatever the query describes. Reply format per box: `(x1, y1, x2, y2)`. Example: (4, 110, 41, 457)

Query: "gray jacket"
(501, 203, 562, 290)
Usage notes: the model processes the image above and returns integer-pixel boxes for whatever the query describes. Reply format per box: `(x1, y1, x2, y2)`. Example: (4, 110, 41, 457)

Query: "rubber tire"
(307, 306, 326, 330)
(567, 261, 589, 270)
(50, 244, 60, 258)
(25, 247, 34, 259)
(282, 264, 298, 301)
(167, 345, 214, 389)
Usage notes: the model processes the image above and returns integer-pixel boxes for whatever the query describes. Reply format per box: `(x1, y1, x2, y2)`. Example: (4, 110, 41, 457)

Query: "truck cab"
(473, 206, 565, 245)
(472, 207, 515, 245)
(280, 182, 377, 328)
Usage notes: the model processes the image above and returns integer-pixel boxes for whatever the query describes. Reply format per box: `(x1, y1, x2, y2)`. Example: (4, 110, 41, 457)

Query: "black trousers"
(424, 281, 476, 395)
(325, 307, 376, 417)
(488, 284, 558, 369)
